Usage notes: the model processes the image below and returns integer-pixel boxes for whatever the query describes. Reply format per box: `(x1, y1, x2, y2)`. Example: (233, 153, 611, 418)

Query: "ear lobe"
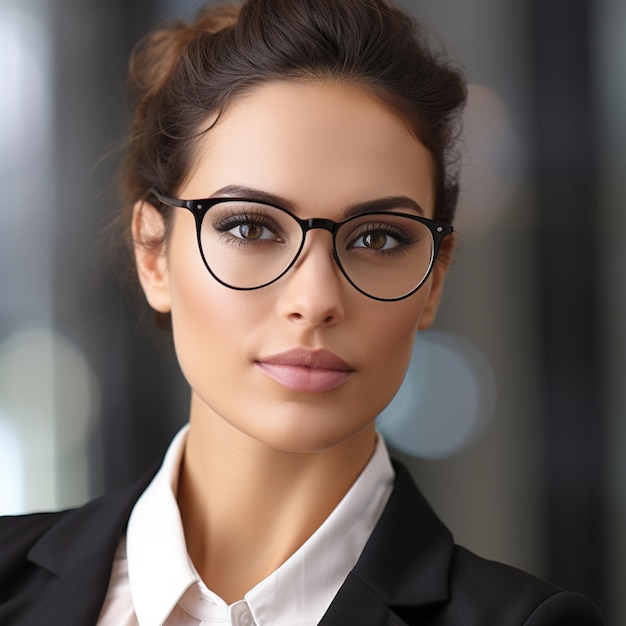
(417, 234, 455, 331)
(132, 200, 172, 313)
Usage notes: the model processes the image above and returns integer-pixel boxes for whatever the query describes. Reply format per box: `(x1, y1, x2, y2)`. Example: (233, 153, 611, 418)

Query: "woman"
(0, 0, 604, 624)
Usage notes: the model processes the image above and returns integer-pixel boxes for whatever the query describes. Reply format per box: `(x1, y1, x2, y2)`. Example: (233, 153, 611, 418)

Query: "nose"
(277, 230, 345, 328)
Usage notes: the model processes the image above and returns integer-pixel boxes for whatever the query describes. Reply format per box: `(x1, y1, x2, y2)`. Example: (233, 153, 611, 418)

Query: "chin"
(240, 409, 378, 455)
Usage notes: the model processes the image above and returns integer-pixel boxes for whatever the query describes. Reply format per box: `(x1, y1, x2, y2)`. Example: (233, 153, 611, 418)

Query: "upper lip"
(257, 348, 354, 371)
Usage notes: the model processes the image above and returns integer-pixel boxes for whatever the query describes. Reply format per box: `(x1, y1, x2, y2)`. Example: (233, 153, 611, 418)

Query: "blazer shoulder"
(0, 511, 70, 602)
(0, 468, 157, 625)
(447, 545, 604, 625)
(0, 511, 71, 569)
(0, 510, 70, 546)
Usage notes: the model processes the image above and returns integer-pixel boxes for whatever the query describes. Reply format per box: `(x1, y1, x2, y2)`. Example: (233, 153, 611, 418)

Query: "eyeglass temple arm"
(149, 187, 191, 209)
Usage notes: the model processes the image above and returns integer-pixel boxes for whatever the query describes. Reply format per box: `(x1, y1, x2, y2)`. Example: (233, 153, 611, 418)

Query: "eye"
(353, 230, 399, 250)
(229, 220, 276, 240)
(342, 216, 422, 260)
(211, 207, 285, 243)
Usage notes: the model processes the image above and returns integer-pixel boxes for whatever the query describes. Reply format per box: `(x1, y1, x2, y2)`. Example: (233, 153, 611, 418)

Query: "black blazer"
(0, 461, 603, 625)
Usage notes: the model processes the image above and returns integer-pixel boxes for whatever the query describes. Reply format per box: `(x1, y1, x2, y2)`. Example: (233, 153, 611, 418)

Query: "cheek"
(170, 273, 252, 362)
(368, 323, 414, 394)
(167, 212, 242, 320)
(164, 229, 253, 386)
(355, 293, 429, 412)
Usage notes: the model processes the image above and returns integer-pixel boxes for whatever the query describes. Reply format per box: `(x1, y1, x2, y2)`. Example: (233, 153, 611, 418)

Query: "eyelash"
(212, 212, 284, 241)
(349, 222, 418, 249)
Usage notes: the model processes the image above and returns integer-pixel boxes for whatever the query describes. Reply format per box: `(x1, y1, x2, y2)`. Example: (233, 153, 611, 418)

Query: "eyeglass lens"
(197, 201, 436, 300)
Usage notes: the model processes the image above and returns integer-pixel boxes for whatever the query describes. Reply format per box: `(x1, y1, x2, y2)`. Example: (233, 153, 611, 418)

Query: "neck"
(177, 395, 377, 604)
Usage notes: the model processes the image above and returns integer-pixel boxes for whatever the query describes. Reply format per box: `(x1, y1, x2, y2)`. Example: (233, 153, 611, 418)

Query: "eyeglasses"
(149, 188, 453, 302)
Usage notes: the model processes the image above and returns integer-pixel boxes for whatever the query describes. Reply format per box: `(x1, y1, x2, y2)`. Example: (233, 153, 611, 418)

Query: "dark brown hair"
(121, 0, 466, 324)
(123, 0, 466, 214)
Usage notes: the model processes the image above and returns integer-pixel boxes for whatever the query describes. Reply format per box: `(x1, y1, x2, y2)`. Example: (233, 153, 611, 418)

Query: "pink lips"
(256, 348, 355, 393)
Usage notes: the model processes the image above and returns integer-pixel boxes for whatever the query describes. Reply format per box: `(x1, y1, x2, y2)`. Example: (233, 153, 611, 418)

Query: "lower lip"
(256, 363, 354, 393)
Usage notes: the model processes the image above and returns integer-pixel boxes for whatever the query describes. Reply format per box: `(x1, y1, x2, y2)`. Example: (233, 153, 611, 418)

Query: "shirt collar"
(126, 425, 394, 626)
(126, 426, 196, 625)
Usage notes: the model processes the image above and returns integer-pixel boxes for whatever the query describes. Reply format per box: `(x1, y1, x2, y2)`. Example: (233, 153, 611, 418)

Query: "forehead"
(183, 81, 435, 216)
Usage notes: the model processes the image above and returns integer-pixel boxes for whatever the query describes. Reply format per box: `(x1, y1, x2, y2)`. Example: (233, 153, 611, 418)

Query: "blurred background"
(0, 0, 623, 622)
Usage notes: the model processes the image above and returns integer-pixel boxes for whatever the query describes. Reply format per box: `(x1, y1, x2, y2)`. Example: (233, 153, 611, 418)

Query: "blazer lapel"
(5, 468, 156, 626)
(3, 459, 452, 625)
(319, 461, 453, 626)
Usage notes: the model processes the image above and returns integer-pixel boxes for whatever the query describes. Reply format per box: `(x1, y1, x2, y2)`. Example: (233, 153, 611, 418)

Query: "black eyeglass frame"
(149, 187, 453, 302)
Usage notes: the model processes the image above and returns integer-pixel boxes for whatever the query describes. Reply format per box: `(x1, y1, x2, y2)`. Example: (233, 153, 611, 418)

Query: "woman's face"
(136, 81, 450, 454)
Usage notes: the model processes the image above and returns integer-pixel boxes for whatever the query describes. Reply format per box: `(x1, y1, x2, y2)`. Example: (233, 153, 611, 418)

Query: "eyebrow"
(209, 185, 425, 217)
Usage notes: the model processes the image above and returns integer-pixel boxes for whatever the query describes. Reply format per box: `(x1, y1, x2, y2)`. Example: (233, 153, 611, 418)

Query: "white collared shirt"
(97, 426, 394, 626)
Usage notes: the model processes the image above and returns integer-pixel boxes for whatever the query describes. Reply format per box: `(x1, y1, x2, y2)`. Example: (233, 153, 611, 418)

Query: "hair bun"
(128, 4, 239, 101)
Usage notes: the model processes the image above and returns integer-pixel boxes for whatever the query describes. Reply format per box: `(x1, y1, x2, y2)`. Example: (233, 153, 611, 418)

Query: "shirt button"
(241, 611, 253, 626)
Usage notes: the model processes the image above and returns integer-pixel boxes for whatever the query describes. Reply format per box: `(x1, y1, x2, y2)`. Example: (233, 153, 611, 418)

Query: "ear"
(132, 200, 172, 313)
(417, 233, 455, 331)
